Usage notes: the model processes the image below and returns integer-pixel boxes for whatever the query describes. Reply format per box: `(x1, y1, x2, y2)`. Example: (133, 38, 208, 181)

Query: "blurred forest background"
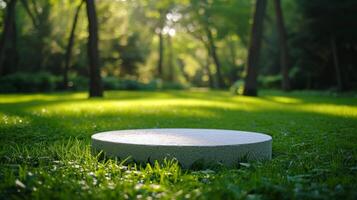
(0, 0, 356, 96)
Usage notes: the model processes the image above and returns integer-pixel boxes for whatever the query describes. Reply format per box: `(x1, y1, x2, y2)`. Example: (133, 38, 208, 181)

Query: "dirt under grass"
(0, 90, 356, 199)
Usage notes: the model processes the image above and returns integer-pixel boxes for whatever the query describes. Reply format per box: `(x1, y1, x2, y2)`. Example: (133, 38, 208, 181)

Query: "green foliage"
(0, 72, 60, 93)
(230, 80, 244, 95)
(117, 33, 148, 76)
(0, 73, 187, 93)
(0, 90, 356, 198)
(258, 75, 282, 89)
(103, 77, 150, 91)
(102, 77, 187, 91)
(68, 75, 89, 91)
(289, 0, 357, 89)
(161, 81, 187, 90)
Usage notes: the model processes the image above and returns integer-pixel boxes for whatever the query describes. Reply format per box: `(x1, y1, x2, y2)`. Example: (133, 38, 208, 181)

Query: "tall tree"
(85, 0, 103, 97)
(243, 0, 267, 96)
(330, 35, 342, 91)
(63, 0, 84, 89)
(157, 10, 165, 77)
(167, 34, 174, 81)
(273, 0, 290, 91)
(19, 0, 52, 70)
(204, 24, 223, 88)
(0, 0, 17, 76)
(202, 54, 214, 88)
(199, 0, 224, 88)
(293, 0, 357, 90)
(140, 1, 176, 78)
(19, 0, 38, 28)
(190, 33, 218, 88)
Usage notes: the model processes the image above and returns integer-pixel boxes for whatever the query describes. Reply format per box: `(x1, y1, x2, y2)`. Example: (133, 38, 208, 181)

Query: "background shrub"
(0, 72, 60, 93)
(258, 75, 282, 89)
(102, 77, 187, 91)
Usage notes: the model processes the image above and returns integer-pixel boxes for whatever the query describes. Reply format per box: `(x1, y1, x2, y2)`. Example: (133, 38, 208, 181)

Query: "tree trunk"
(199, 0, 223, 88)
(85, 0, 103, 97)
(243, 0, 267, 96)
(273, 0, 290, 91)
(0, 0, 17, 76)
(228, 37, 237, 67)
(177, 58, 190, 82)
(204, 56, 214, 88)
(195, 34, 217, 88)
(330, 35, 342, 91)
(63, 0, 84, 89)
(6, 10, 18, 74)
(19, 0, 38, 28)
(205, 26, 224, 88)
(157, 27, 164, 77)
(167, 35, 174, 81)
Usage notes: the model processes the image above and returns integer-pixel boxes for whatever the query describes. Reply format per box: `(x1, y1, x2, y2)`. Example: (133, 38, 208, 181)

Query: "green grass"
(0, 90, 357, 199)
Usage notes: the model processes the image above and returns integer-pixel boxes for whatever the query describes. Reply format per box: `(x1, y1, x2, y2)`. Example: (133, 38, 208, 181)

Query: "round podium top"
(91, 128, 272, 147)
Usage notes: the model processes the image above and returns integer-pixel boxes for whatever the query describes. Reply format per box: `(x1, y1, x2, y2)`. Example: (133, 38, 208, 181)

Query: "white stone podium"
(92, 129, 272, 167)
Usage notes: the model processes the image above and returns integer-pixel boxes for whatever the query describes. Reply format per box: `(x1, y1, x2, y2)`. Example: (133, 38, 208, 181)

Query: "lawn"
(0, 90, 356, 199)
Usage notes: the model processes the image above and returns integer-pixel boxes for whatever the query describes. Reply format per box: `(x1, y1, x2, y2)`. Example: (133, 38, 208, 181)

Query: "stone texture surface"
(92, 129, 272, 167)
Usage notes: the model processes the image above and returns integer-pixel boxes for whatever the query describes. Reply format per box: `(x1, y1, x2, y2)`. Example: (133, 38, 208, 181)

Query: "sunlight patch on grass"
(264, 96, 303, 104)
(297, 104, 357, 118)
(27, 98, 259, 118)
(4, 91, 356, 121)
(0, 93, 87, 103)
